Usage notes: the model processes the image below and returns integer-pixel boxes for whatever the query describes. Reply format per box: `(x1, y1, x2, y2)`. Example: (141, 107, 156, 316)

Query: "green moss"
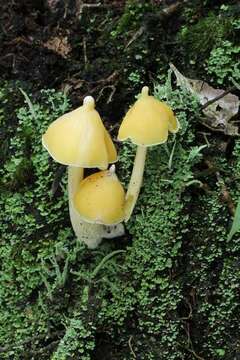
(1, 70, 240, 359)
(112, 0, 153, 37)
(0, 86, 74, 357)
(179, 12, 233, 63)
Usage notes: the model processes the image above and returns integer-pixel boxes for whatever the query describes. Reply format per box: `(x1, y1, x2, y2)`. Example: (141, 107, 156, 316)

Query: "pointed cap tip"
(141, 86, 149, 97)
(83, 96, 95, 109)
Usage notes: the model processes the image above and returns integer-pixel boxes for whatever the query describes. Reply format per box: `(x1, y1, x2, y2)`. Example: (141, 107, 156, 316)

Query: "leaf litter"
(170, 63, 239, 135)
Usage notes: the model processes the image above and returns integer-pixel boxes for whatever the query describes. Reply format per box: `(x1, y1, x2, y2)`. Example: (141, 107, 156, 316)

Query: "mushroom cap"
(118, 86, 179, 146)
(42, 96, 117, 170)
(74, 166, 125, 225)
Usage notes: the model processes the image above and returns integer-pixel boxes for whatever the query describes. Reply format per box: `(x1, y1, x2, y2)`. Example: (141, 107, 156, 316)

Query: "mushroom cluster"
(42, 87, 179, 248)
(42, 96, 124, 248)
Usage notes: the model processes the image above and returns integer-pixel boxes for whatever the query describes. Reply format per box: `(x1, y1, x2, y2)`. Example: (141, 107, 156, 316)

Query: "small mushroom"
(42, 96, 122, 248)
(74, 165, 125, 226)
(42, 96, 117, 170)
(118, 86, 179, 221)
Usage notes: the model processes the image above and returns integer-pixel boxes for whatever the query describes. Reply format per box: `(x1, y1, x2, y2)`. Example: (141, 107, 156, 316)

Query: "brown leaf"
(43, 36, 71, 59)
(170, 63, 239, 135)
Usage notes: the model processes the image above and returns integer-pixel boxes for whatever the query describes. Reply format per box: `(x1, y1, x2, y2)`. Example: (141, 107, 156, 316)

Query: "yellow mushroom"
(42, 96, 122, 248)
(118, 86, 179, 221)
(74, 165, 125, 226)
(42, 95, 117, 170)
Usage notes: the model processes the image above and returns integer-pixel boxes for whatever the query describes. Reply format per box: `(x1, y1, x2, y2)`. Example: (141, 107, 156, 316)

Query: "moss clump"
(0, 85, 73, 358)
(113, 0, 153, 36)
(179, 12, 233, 63)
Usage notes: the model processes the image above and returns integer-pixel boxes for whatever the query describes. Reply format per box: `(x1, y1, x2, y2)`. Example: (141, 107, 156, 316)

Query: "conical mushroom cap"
(74, 166, 125, 225)
(118, 86, 179, 146)
(42, 96, 117, 170)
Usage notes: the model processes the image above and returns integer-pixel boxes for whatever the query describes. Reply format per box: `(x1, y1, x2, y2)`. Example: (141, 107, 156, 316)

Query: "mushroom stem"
(124, 146, 147, 222)
(68, 166, 124, 248)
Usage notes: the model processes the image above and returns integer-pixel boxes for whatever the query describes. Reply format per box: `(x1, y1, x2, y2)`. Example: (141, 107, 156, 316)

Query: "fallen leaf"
(43, 36, 71, 59)
(170, 63, 239, 135)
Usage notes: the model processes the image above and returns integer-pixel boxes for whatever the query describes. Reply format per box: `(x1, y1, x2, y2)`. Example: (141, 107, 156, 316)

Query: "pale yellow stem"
(124, 146, 147, 222)
(68, 166, 124, 248)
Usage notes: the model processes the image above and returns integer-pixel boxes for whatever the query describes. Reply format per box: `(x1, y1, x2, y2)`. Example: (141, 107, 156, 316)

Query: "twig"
(198, 132, 211, 147)
(188, 348, 206, 360)
(63, 0, 68, 18)
(0, 331, 64, 353)
(83, 37, 88, 69)
(201, 87, 236, 110)
(5, 36, 32, 46)
(96, 84, 117, 103)
(76, 1, 101, 19)
(177, 342, 205, 360)
(126, 1, 182, 49)
(128, 336, 137, 359)
(94, 70, 119, 85)
(81, 71, 119, 99)
(126, 26, 144, 48)
(181, 322, 206, 360)
(76, 1, 120, 20)
(198, 119, 225, 133)
(64, 70, 118, 87)
(180, 298, 193, 320)
(230, 77, 240, 90)
(168, 140, 176, 170)
(161, 1, 182, 18)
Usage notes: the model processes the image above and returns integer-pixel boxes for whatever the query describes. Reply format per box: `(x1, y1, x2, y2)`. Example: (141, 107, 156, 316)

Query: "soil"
(0, 0, 124, 109)
(0, 0, 187, 120)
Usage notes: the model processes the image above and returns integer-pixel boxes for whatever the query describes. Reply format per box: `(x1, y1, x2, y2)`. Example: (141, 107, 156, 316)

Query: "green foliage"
(207, 40, 240, 84)
(0, 85, 74, 357)
(108, 0, 166, 94)
(178, 3, 240, 82)
(112, 0, 153, 37)
(1, 67, 240, 360)
(179, 12, 233, 63)
(128, 70, 143, 86)
(52, 314, 95, 360)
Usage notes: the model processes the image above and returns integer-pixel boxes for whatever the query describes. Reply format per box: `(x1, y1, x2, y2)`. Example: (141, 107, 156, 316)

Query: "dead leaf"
(170, 63, 239, 135)
(43, 36, 71, 59)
